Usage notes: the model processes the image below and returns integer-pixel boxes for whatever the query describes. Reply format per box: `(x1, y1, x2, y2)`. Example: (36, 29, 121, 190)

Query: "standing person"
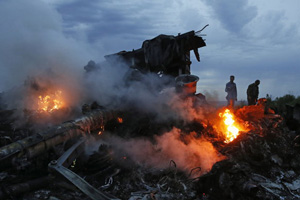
(225, 75, 237, 107)
(247, 80, 260, 105)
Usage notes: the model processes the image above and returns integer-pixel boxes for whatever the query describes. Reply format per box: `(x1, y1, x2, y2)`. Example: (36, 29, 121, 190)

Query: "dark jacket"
(247, 83, 259, 99)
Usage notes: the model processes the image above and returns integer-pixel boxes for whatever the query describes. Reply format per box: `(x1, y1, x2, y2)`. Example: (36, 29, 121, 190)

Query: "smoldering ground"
(85, 128, 226, 177)
(81, 57, 226, 175)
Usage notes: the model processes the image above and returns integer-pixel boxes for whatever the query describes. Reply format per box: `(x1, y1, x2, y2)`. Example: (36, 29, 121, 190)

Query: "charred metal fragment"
(0, 176, 51, 199)
(0, 109, 118, 170)
(48, 137, 120, 200)
(104, 30, 206, 77)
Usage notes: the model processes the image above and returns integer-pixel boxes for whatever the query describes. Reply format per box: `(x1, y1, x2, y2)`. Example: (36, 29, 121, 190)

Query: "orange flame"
(219, 109, 240, 143)
(38, 90, 64, 112)
(117, 117, 123, 123)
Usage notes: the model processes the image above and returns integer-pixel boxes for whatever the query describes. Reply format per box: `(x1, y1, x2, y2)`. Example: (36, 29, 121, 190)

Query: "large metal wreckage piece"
(0, 108, 121, 200)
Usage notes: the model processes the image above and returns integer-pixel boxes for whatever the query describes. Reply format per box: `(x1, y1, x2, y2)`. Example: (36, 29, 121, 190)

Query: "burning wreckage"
(1, 28, 300, 200)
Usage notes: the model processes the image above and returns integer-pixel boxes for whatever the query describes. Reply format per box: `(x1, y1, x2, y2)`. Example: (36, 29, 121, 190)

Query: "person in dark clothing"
(225, 75, 237, 107)
(247, 80, 260, 105)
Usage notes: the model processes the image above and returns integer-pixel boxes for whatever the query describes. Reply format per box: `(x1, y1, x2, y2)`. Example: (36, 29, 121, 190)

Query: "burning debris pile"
(1, 94, 300, 200)
(198, 107, 300, 200)
(37, 90, 64, 113)
(1, 29, 300, 200)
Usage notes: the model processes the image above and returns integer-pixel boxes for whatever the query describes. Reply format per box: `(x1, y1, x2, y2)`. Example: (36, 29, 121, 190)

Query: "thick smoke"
(82, 58, 225, 175)
(0, 0, 224, 175)
(0, 0, 212, 126)
(90, 128, 225, 176)
(0, 0, 96, 110)
(84, 60, 215, 124)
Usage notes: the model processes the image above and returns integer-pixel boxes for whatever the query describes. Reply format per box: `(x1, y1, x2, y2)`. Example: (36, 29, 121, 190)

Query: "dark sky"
(0, 0, 299, 100)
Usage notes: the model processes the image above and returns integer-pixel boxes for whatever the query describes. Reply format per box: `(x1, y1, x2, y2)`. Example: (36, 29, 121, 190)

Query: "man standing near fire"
(247, 80, 260, 105)
(225, 75, 237, 108)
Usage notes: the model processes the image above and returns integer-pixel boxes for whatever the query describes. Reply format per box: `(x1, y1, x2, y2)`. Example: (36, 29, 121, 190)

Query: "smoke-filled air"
(0, 0, 226, 175)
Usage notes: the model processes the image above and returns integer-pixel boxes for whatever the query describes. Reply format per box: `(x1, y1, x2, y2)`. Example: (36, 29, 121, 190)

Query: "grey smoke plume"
(0, 0, 212, 126)
(0, 0, 96, 110)
(0, 0, 223, 175)
(90, 128, 225, 176)
(83, 59, 215, 124)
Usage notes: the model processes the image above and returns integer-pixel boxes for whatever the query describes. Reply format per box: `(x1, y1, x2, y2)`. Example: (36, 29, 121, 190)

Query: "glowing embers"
(38, 90, 64, 112)
(219, 109, 240, 143)
(117, 117, 123, 123)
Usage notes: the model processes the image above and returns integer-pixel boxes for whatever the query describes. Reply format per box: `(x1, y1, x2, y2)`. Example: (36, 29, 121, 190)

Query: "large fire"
(219, 109, 240, 143)
(38, 90, 64, 112)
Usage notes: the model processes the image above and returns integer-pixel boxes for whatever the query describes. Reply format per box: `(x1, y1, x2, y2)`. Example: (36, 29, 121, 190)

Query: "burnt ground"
(1, 104, 300, 200)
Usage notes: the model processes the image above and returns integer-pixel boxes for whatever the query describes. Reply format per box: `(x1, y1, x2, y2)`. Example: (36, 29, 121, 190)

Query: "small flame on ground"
(98, 125, 105, 135)
(117, 117, 123, 123)
(38, 90, 64, 112)
(219, 109, 240, 143)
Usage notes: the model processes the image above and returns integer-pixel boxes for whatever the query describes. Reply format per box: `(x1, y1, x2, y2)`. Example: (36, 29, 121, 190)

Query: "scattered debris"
(2, 28, 300, 200)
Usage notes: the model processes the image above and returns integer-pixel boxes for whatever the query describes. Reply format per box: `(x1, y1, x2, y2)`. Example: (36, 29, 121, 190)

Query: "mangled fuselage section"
(86, 30, 206, 78)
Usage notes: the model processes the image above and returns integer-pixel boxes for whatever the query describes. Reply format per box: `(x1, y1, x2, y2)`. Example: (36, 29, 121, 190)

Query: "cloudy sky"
(0, 0, 299, 101)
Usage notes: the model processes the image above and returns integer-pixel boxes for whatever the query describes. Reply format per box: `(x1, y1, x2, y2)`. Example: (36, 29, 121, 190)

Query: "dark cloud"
(248, 10, 299, 45)
(55, 0, 175, 48)
(203, 0, 257, 33)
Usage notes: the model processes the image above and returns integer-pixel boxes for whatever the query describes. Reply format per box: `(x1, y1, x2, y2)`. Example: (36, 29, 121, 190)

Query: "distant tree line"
(266, 94, 300, 115)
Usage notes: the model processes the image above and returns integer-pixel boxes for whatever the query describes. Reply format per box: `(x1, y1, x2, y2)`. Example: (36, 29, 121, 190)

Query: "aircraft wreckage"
(1, 26, 300, 200)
